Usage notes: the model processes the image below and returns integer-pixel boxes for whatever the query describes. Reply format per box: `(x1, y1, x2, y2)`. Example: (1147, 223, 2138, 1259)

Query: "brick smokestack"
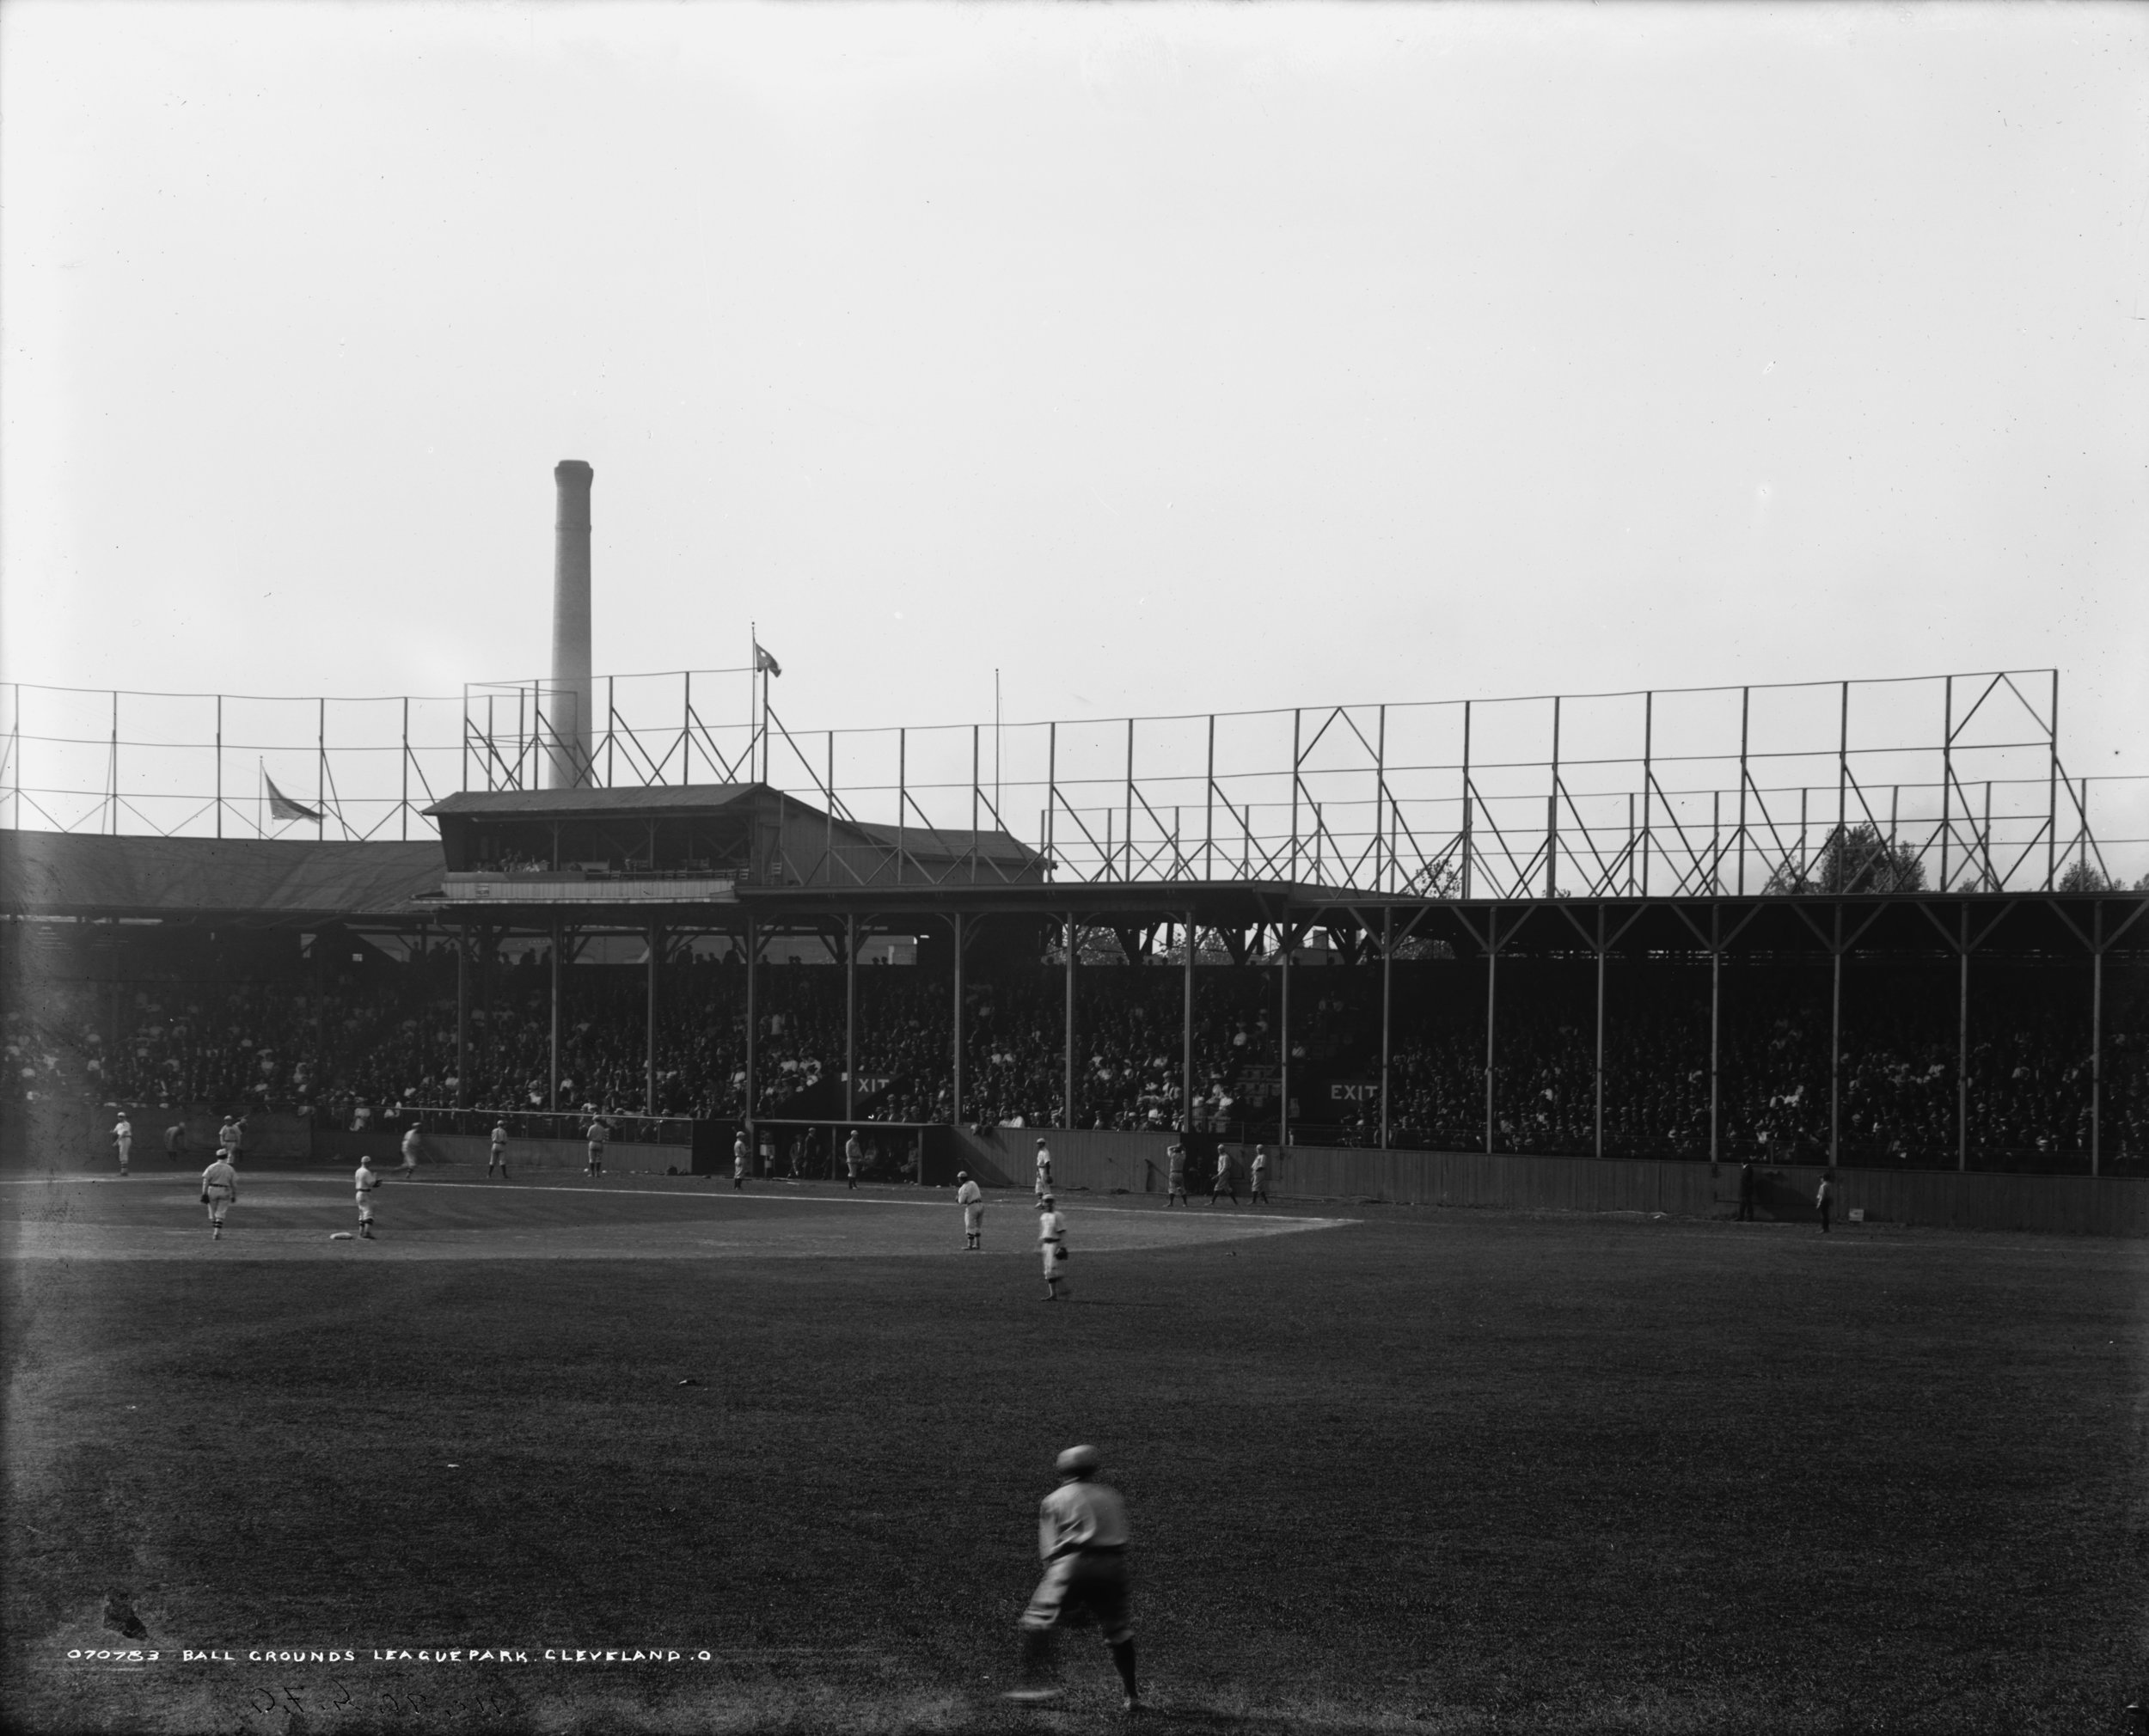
(547, 460, 594, 790)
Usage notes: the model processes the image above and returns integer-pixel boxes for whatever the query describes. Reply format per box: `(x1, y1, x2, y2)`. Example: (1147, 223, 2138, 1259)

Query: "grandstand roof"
(0, 831, 444, 923)
(426, 785, 756, 819)
(847, 819, 1037, 867)
(426, 782, 1041, 874)
(9, 827, 2123, 946)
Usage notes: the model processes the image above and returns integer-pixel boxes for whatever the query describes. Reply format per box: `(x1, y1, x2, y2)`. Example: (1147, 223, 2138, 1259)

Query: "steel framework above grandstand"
(3, 666, 2142, 896)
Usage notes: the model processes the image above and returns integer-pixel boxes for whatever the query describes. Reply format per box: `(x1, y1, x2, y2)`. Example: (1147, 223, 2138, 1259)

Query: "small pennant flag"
(754, 643, 782, 678)
(265, 773, 321, 824)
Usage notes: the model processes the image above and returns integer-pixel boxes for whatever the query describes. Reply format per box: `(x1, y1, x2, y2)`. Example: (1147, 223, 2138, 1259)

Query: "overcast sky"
(3, 3, 2144, 789)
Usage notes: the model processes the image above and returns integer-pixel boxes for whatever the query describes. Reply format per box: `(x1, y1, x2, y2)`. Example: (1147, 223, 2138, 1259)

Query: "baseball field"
(2, 1168, 2142, 1734)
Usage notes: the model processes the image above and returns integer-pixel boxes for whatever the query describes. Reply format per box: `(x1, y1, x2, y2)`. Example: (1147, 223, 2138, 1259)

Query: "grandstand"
(4, 697, 2145, 1224)
(3, 465, 2145, 1229)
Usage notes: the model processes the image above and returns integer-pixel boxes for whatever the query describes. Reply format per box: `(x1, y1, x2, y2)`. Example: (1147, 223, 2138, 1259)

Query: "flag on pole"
(264, 772, 321, 824)
(754, 643, 782, 678)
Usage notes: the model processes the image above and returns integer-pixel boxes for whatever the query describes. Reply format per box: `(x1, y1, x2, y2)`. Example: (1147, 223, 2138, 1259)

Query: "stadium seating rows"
(6, 950, 2143, 1172)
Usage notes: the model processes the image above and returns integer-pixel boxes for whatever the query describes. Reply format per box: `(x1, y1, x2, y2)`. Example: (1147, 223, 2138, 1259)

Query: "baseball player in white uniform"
(1033, 1138, 1053, 1198)
(1006, 1444, 1138, 1713)
(488, 1121, 510, 1178)
(845, 1131, 864, 1190)
(732, 1130, 749, 1190)
(584, 1117, 607, 1177)
(199, 1151, 239, 1238)
(957, 1171, 984, 1250)
(1037, 1194, 1068, 1301)
(354, 1158, 381, 1238)
(400, 1122, 422, 1177)
(113, 1115, 133, 1176)
(1164, 1142, 1187, 1207)
(1209, 1146, 1240, 1206)
(1250, 1144, 1270, 1205)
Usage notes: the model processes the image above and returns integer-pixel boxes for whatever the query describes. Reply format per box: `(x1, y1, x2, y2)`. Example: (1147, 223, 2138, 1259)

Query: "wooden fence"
(945, 1126, 2149, 1237)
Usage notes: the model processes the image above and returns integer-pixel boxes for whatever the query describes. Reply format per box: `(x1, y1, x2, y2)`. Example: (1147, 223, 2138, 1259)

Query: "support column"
(952, 911, 964, 1126)
(1063, 915, 1076, 1131)
(1484, 917, 1498, 1156)
(1594, 906, 1606, 1159)
(846, 912, 859, 1127)
(1279, 926, 1292, 1151)
(455, 926, 468, 1109)
(744, 916, 758, 1138)
(1181, 913, 1196, 1135)
(1709, 914, 1721, 1166)
(2091, 905, 2103, 1176)
(1956, 904, 1969, 1173)
(1380, 907, 1393, 1151)
(646, 920, 659, 1116)
(314, 926, 327, 1096)
(1829, 905, 1843, 1168)
(1831, 907, 1848, 1169)
(548, 919, 561, 1112)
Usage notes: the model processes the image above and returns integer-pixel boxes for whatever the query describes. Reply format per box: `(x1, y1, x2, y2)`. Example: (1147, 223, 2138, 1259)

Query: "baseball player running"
(199, 1149, 239, 1238)
(1033, 1138, 1053, 1198)
(957, 1171, 984, 1250)
(400, 1121, 422, 1177)
(1006, 1444, 1138, 1713)
(585, 1116, 607, 1177)
(1164, 1142, 1188, 1207)
(732, 1130, 749, 1191)
(1037, 1194, 1068, 1301)
(488, 1120, 510, 1178)
(354, 1158, 382, 1239)
(1209, 1146, 1240, 1206)
(1250, 1144, 1270, 1205)
(113, 1114, 133, 1177)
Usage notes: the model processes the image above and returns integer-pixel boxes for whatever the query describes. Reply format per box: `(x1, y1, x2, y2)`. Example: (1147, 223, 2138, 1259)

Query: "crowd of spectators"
(7, 942, 2143, 1173)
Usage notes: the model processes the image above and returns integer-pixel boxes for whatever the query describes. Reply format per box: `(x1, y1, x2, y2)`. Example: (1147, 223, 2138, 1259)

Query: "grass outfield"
(2, 1171, 2143, 1734)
